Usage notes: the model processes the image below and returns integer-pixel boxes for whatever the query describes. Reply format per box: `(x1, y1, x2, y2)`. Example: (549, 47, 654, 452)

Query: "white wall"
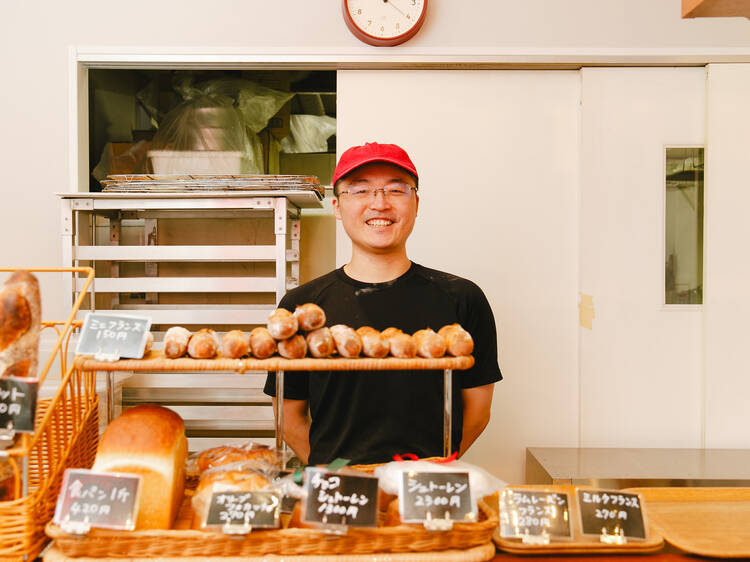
(704, 64, 750, 448)
(337, 70, 581, 484)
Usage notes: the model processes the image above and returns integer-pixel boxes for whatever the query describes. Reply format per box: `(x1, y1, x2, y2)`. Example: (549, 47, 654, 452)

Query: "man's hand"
(272, 397, 311, 463)
(458, 384, 495, 457)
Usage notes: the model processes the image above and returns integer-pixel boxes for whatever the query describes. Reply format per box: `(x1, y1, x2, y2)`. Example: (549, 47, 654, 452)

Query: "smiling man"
(263, 142, 502, 465)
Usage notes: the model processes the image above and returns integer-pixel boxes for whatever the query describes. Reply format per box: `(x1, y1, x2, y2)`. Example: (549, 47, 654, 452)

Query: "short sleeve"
(457, 283, 502, 389)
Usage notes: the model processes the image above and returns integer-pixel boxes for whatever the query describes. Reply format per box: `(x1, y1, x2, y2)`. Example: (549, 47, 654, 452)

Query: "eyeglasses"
(338, 185, 417, 200)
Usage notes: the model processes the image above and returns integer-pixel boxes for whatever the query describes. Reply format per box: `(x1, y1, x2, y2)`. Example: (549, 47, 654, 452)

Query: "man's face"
(333, 162, 419, 256)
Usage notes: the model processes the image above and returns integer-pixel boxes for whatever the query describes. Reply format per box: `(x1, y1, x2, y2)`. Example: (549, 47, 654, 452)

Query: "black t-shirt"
(263, 262, 502, 465)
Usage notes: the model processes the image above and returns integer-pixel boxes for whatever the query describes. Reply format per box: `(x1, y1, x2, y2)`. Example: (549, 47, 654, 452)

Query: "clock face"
(343, 0, 427, 46)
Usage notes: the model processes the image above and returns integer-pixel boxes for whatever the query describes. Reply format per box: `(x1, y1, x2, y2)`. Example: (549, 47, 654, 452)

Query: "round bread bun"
(294, 303, 326, 332)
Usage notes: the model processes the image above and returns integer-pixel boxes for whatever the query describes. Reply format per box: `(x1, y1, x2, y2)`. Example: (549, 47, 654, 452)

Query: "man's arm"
(458, 383, 495, 457)
(271, 397, 311, 463)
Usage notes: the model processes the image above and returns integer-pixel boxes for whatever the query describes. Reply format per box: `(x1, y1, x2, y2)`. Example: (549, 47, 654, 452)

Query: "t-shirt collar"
(336, 261, 417, 289)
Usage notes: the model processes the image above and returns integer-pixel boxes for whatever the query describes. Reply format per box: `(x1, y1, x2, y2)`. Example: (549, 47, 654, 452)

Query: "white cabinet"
(58, 189, 323, 449)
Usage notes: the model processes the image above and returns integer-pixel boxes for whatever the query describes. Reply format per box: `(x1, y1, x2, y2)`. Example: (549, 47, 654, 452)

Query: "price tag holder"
(53, 469, 141, 533)
(75, 313, 152, 361)
(399, 471, 476, 528)
(577, 489, 648, 543)
(0, 376, 39, 434)
(203, 490, 280, 534)
(499, 488, 573, 543)
(302, 467, 379, 530)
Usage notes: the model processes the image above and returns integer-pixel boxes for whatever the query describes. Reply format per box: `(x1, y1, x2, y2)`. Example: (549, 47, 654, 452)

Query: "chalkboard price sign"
(53, 469, 141, 532)
(76, 313, 152, 360)
(204, 490, 280, 531)
(302, 468, 379, 528)
(577, 489, 647, 540)
(399, 472, 476, 524)
(0, 376, 39, 433)
(499, 488, 573, 539)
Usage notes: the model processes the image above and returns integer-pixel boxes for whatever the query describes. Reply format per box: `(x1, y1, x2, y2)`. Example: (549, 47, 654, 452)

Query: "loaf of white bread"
(92, 404, 187, 530)
(0, 270, 41, 378)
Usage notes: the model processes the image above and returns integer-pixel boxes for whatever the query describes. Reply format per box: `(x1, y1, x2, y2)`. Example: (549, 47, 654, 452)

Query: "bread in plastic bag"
(373, 459, 506, 500)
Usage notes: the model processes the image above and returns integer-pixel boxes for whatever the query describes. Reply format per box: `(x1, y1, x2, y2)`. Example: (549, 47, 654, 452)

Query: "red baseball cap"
(332, 142, 418, 186)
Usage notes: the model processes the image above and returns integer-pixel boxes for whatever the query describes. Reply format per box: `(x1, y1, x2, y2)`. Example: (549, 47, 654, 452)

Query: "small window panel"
(665, 147, 704, 305)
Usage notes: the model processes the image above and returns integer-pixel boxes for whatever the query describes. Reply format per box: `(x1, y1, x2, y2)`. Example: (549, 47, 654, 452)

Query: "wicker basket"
(46, 496, 497, 558)
(0, 268, 99, 562)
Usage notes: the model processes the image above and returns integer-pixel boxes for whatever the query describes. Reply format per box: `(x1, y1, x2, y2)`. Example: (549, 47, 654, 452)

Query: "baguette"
(267, 308, 298, 340)
(294, 303, 326, 332)
(163, 326, 191, 359)
(249, 327, 277, 359)
(306, 327, 335, 358)
(437, 324, 474, 357)
(221, 330, 249, 359)
(0, 271, 41, 378)
(356, 326, 389, 358)
(187, 329, 219, 359)
(277, 333, 307, 359)
(330, 325, 362, 358)
(413, 328, 447, 358)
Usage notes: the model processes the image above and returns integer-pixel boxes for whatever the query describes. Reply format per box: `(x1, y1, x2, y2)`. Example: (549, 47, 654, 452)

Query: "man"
(263, 142, 501, 465)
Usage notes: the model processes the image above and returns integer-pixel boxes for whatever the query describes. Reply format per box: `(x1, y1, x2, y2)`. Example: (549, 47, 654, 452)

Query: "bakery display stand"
(77, 353, 474, 460)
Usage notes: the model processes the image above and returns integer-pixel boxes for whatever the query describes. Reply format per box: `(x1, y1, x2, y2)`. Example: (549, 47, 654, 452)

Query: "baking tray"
(627, 487, 750, 558)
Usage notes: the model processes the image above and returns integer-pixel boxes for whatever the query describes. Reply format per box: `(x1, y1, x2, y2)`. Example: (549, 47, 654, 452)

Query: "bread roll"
(0, 271, 41, 378)
(294, 303, 326, 332)
(277, 333, 307, 359)
(384, 498, 403, 526)
(413, 329, 447, 358)
(330, 325, 362, 358)
(192, 468, 271, 529)
(388, 332, 416, 358)
(92, 404, 187, 530)
(197, 445, 277, 473)
(306, 327, 334, 358)
(438, 324, 474, 357)
(357, 327, 389, 358)
(249, 327, 277, 359)
(163, 326, 191, 359)
(187, 329, 219, 359)
(267, 308, 298, 340)
(221, 330, 249, 359)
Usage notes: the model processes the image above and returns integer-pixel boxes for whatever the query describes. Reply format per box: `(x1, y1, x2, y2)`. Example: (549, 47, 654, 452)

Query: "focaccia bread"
(294, 303, 326, 332)
(330, 324, 362, 358)
(0, 271, 41, 378)
(306, 327, 334, 358)
(356, 326, 389, 358)
(267, 308, 298, 340)
(249, 327, 277, 359)
(163, 326, 191, 359)
(438, 324, 474, 357)
(221, 330, 249, 359)
(413, 328, 447, 359)
(92, 404, 188, 530)
(196, 445, 277, 473)
(187, 329, 219, 359)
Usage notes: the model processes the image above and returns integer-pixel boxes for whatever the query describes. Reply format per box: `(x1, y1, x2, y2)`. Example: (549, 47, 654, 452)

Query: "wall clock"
(343, 0, 428, 47)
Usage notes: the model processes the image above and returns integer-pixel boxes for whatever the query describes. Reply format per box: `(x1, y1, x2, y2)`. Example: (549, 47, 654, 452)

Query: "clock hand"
(384, 0, 407, 18)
